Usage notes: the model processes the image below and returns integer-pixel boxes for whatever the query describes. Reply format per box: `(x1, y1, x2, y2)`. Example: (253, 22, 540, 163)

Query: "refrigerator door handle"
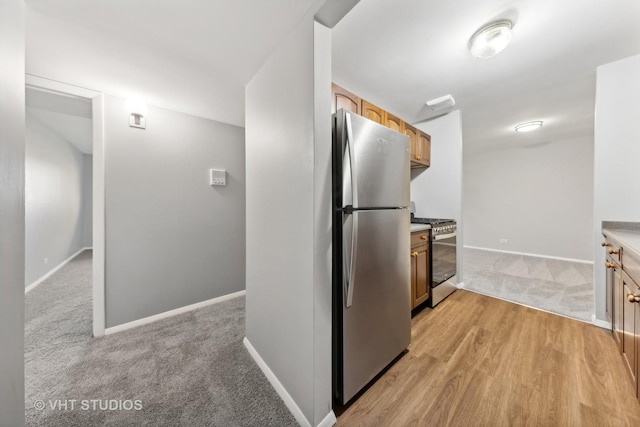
(345, 112, 358, 208)
(343, 211, 358, 308)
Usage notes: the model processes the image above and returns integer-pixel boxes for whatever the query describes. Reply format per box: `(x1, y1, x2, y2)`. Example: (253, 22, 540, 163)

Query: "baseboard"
(457, 281, 465, 289)
(243, 337, 312, 427)
(591, 314, 612, 330)
(317, 410, 337, 427)
(464, 245, 594, 265)
(25, 247, 89, 294)
(104, 290, 245, 335)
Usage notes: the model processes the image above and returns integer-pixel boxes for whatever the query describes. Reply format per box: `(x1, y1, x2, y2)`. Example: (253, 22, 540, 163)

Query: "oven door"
(431, 232, 456, 286)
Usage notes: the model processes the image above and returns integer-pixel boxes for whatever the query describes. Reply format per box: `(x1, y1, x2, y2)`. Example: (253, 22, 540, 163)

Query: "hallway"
(24, 251, 295, 426)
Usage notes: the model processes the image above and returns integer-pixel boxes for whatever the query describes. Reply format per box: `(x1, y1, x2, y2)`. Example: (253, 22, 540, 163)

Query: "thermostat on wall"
(209, 168, 226, 186)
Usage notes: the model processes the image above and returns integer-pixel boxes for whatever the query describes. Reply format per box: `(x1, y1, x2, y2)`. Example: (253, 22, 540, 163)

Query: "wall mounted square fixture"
(126, 98, 147, 129)
(209, 169, 226, 186)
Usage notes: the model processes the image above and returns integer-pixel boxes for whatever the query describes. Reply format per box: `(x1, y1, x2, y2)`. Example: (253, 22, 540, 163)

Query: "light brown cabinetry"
(385, 112, 404, 133)
(331, 83, 431, 169)
(417, 132, 431, 167)
(411, 230, 430, 309)
(603, 237, 640, 401)
(331, 83, 360, 115)
(621, 271, 638, 387)
(361, 100, 385, 125)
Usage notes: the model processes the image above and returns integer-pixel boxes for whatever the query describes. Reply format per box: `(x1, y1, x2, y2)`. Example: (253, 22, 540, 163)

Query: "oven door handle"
(433, 232, 456, 241)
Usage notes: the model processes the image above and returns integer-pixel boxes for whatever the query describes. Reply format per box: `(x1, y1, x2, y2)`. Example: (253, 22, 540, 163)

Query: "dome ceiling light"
(469, 19, 513, 60)
(515, 121, 543, 132)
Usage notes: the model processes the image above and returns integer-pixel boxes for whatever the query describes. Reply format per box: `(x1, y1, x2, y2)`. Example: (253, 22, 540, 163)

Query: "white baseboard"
(25, 247, 89, 294)
(464, 245, 594, 265)
(591, 314, 612, 330)
(457, 281, 465, 289)
(243, 337, 313, 427)
(317, 410, 337, 427)
(104, 290, 245, 335)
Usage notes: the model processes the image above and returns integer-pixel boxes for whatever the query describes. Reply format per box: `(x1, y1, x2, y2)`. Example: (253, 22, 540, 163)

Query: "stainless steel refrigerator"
(332, 109, 411, 405)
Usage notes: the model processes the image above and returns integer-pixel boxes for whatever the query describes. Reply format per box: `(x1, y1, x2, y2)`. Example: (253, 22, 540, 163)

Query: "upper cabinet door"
(417, 131, 431, 166)
(361, 100, 385, 125)
(385, 112, 404, 134)
(403, 123, 418, 162)
(332, 83, 361, 115)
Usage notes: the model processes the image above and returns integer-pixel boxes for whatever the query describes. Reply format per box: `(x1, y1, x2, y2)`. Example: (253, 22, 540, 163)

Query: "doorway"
(24, 75, 106, 337)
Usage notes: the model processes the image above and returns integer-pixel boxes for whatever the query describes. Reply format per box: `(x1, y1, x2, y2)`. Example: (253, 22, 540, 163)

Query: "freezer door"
(341, 208, 411, 404)
(338, 110, 410, 209)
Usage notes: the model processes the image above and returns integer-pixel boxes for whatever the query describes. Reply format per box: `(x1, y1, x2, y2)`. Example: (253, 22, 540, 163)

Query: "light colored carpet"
(463, 247, 594, 322)
(25, 250, 297, 426)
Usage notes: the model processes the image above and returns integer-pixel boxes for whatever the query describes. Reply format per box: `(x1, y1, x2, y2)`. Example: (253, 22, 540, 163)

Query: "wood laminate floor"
(337, 290, 640, 426)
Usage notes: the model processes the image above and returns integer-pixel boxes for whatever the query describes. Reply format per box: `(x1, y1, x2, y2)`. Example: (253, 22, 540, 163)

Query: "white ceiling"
(25, 0, 640, 146)
(26, 87, 93, 154)
(26, 0, 319, 127)
(332, 0, 640, 152)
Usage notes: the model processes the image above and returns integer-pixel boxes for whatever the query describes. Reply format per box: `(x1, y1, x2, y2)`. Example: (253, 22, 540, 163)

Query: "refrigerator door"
(341, 208, 411, 404)
(337, 110, 410, 209)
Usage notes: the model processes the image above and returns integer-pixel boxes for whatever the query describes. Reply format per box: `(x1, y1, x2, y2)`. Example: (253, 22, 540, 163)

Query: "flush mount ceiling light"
(515, 121, 543, 132)
(426, 94, 456, 111)
(469, 19, 513, 59)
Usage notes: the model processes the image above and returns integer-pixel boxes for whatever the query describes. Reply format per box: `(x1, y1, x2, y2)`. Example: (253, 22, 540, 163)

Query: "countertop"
(410, 224, 431, 233)
(602, 222, 640, 263)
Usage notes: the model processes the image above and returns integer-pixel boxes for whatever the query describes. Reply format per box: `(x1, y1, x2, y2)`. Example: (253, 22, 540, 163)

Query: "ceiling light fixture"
(426, 94, 456, 111)
(469, 19, 513, 59)
(515, 121, 543, 132)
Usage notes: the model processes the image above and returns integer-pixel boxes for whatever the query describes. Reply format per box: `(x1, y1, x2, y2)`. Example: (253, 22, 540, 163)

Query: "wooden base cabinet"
(621, 271, 638, 388)
(604, 237, 640, 401)
(411, 231, 430, 310)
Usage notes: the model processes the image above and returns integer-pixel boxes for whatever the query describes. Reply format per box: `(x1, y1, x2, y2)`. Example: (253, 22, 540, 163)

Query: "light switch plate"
(209, 168, 226, 186)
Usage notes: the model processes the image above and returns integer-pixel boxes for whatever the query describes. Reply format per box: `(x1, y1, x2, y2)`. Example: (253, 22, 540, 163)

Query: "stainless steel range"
(411, 216, 457, 307)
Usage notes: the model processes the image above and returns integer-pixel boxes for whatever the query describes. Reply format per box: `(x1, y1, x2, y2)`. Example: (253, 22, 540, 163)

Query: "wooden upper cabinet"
(331, 83, 360, 115)
(361, 100, 385, 125)
(403, 123, 418, 162)
(416, 131, 431, 166)
(331, 82, 431, 169)
(385, 112, 404, 134)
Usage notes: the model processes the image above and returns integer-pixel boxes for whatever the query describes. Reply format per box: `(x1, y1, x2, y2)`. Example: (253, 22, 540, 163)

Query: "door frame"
(26, 74, 106, 337)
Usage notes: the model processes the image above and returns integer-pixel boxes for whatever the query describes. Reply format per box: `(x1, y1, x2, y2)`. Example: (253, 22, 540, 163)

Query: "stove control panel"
(432, 223, 456, 236)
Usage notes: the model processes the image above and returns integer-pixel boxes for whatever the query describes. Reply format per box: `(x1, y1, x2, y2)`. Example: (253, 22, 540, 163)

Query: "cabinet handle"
(605, 262, 616, 269)
(601, 242, 611, 247)
(628, 294, 637, 303)
(411, 252, 419, 257)
(420, 236, 427, 240)
(608, 248, 620, 255)
(416, 156, 422, 160)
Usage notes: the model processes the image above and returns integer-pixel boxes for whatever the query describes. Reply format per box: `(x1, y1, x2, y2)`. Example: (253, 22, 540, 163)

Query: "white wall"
(104, 96, 246, 327)
(245, 12, 333, 427)
(312, 21, 333, 426)
(464, 134, 594, 262)
(0, 0, 25, 423)
(25, 114, 90, 285)
(593, 53, 640, 322)
(411, 110, 464, 280)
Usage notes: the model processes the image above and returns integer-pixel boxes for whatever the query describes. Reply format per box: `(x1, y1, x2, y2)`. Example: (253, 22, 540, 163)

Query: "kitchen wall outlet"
(209, 168, 226, 186)
(499, 239, 508, 244)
